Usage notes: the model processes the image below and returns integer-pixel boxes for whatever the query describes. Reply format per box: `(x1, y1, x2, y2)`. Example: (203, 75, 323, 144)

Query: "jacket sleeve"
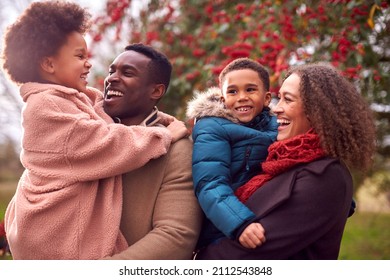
(192, 118, 255, 238)
(196, 160, 353, 259)
(22, 93, 172, 182)
(107, 139, 203, 259)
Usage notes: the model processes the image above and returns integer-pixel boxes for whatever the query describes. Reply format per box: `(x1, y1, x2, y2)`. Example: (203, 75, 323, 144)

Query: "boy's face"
(221, 69, 271, 123)
(45, 31, 91, 92)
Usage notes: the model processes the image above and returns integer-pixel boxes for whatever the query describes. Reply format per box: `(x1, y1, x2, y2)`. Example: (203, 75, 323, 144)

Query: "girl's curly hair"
(284, 62, 376, 171)
(1, 1, 91, 84)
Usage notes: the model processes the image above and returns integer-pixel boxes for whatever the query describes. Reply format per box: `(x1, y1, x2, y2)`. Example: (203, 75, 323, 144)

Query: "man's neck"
(119, 107, 158, 126)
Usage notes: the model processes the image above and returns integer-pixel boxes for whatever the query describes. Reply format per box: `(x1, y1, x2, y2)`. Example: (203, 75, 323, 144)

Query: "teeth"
(107, 90, 124, 97)
(236, 107, 251, 112)
(277, 119, 290, 125)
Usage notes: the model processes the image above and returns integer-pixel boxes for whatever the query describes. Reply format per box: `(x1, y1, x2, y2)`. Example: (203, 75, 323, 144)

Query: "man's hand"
(238, 222, 266, 249)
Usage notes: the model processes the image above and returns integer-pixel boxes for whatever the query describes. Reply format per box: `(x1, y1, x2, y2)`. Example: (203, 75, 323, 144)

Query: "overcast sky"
(0, 1, 107, 145)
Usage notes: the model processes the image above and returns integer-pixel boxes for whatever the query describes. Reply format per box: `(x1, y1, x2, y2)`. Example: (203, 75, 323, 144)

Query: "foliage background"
(88, 0, 390, 193)
(0, 0, 389, 259)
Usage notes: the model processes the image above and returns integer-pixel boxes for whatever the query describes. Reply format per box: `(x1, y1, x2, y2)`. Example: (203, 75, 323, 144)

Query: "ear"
(220, 95, 225, 103)
(150, 84, 165, 100)
(40, 57, 55, 74)
(264, 91, 272, 107)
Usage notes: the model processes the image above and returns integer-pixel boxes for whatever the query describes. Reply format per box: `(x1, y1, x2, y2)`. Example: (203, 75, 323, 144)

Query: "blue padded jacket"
(186, 88, 278, 247)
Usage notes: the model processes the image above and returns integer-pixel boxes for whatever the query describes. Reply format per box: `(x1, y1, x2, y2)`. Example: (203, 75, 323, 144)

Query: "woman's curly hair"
(284, 62, 376, 171)
(1, 1, 91, 84)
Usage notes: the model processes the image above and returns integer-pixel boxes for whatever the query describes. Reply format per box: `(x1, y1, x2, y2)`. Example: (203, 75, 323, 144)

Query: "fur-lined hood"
(186, 87, 238, 123)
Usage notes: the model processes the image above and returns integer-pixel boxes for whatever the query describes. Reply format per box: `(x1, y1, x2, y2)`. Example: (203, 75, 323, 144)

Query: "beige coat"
(107, 125, 203, 259)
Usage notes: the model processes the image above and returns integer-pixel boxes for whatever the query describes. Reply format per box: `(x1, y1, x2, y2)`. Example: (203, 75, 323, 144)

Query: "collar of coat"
(186, 87, 272, 129)
(186, 87, 238, 124)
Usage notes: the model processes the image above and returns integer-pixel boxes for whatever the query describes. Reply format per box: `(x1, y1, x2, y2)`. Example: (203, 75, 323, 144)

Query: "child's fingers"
(239, 223, 266, 248)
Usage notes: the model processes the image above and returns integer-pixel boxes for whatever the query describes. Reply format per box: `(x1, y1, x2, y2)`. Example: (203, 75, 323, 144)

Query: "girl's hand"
(166, 119, 189, 143)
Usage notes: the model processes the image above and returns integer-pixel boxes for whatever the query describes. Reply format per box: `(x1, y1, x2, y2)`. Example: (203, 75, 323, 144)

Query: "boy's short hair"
(125, 43, 172, 93)
(219, 58, 270, 91)
(1, 1, 91, 84)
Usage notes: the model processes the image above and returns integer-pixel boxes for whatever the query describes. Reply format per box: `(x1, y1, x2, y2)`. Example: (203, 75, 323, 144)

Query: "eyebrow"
(227, 83, 259, 88)
(245, 83, 259, 87)
(74, 47, 87, 52)
(282, 91, 299, 99)
(109, 63, 138, 72)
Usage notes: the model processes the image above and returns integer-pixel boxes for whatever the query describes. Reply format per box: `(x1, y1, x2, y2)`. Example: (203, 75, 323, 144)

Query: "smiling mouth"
(277, 119, 291, 127)
(235, 106, 252, 112)
(80, 72, 89, 80)
(105, 90, 124, 100)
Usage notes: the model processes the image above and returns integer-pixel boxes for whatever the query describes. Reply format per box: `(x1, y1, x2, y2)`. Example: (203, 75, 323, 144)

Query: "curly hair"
(219, 58, 270, 92)
(284, 63, 376, 171)
(1, 1, 91, 84)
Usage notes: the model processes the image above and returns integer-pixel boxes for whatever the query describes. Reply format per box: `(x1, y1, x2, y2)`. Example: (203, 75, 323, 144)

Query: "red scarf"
(235, 130, 326, 203)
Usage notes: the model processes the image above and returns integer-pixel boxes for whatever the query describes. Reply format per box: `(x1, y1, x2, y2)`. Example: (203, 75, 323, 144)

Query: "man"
(103, 43, 202, 259)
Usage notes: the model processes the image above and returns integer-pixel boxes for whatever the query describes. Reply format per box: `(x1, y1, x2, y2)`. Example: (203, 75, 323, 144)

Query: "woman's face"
(272, 73, 311, 141)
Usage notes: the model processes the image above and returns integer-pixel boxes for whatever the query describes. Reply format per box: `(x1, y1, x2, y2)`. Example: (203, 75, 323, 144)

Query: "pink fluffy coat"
(5, 83, 171, 259)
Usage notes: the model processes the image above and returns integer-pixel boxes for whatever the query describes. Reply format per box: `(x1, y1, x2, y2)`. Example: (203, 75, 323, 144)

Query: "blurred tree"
(0, 0, 26, 148)
(1, 1, 388, 191)
(90, 0, 389, 111)
(0, 138, 23, 181)
(89, 0, 389, 192)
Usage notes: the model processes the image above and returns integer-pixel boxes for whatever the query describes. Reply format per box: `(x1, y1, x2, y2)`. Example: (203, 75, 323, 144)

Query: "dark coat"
(196, 158, 353, 260)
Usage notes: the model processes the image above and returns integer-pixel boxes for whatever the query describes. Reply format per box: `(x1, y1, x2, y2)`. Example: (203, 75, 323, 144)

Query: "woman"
(195, 62, 376, 260)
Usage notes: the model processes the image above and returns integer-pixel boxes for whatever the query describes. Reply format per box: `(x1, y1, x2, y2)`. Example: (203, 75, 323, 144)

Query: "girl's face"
(221, 69, 271, 123)
(272, 73, 312, 141)
(44, 31, 91, 92)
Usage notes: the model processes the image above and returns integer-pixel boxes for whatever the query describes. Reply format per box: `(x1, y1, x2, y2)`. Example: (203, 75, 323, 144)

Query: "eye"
(124, 71, 134, 77)
(284, 96, 292, 103)
(227, 89, 237, 94)
(247, 87, 257, 92)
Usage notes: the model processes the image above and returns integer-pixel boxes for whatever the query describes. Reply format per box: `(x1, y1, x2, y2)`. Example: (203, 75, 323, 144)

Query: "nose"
(85, 60, 92, 69)
(237, 90, 249, 101)
(106, 71, 119, 83)
(272, 99, 283, 114)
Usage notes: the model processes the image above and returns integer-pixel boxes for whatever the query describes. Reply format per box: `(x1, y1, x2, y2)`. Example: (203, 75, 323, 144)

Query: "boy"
(187, 58, 277, 249)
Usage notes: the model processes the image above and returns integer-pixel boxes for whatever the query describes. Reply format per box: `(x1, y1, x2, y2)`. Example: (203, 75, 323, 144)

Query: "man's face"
(103, 50, 156, 125)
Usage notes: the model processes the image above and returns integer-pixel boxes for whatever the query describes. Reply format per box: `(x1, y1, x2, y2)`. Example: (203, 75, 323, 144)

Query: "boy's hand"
(239, 222, 266, 249)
